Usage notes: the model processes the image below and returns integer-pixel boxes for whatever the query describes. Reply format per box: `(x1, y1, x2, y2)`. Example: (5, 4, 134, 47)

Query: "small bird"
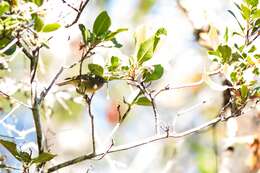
(56, 73, 107, 94)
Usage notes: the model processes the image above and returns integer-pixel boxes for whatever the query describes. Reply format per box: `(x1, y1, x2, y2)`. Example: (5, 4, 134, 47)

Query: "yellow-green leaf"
(135, 96, 152, 106)
(42, 23, 61, 32)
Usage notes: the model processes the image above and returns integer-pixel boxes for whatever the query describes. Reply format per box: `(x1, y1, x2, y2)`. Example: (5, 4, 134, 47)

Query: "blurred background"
(0, 0, 259, 172)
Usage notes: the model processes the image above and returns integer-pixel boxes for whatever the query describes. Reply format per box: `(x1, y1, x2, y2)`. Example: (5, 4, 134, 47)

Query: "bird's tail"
(56, 78, 76, 86)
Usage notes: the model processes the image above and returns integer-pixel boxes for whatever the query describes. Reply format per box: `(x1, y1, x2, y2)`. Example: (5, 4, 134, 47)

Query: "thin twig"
(96, 140, 114, 160)
(85, 94, 96, 154)
(61, 0, 79, 12)
(65, 0, 91, 28)
(39, 67, 64, 103)
(30, 48, 40, 83)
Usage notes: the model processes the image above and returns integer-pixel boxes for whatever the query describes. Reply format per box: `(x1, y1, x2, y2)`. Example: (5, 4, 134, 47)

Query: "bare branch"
(61, 0, 79, 12)
(65, 0, 91, 28)
(39, 67, 64, 104)
(84, 94, 96, 154)
(47, 101, 256, 173)
(31, 82, 44, 154)
(96, 140, 114, 160)
(30, 48, 40, 83)
(47, 115, 225, 172)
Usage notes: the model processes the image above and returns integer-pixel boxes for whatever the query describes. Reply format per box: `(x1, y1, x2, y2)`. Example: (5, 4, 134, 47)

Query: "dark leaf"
(248, 45, 256, 53)
(88, 64, 104, 76)
(227, 10, 244, 31)
(18, 151, 31, 163)
(32, 152, 56, 164)
(0, 139, 20, 161)
(4, 44, 16, 55)
(111, 38, 122, 48)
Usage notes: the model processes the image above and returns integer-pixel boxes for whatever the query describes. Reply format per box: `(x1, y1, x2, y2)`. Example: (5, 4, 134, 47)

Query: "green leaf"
(254, 54, 260, 59)
(18, 151, 31, 163)
(111, 56, 120, 67)
(255, 19, 260, 26)
(252, 9, 260, 19)
(32, 152, 56, 164)
(227, 10, 244, 31)
(208, 50, 220, 57)
(0, 1, 10, 16)
(135, 96, 152, 106)
(4, 44, 16, 55)
(105, 28, 128, 40)
(33, 0, 44, 6)
(137, 37, 154, 65)
(230, 72, 237, 82)
(251, 87, 260, 97)
(248, 45, 256, 53)
(79, 24, 89, 45)
(231, 52, 241, 62)
(0, 139, 20, 161)
(33, 15, 44, 32)
(42, 23, 61, 32)
(143, 64, 164, 82)
(88, 64, 104, 76)
(224, 27, 228, 43)
(111, 38, 122, 48)
(217, 45, 232, 63)
(121, 66, 129, 70)
(93, 11, 111, 36)
(137, 28, 166, 65)
(240, 85, 248, 100)
(240, 4, 251, 20)
(153, 28, 167, 50)
(244, 0, 258, 7)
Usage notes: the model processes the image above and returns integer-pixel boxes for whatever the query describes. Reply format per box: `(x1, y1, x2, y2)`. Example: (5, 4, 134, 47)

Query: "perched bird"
(56, 73, 107, 94)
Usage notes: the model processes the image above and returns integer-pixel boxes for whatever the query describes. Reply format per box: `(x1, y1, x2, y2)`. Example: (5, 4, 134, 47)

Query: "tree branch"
(65, 0, 91, 28)
(31, 82, 44, 154)
(39, 67, 64, 104)
(47, 115, 225, 172)
(84, 94, 96, 154)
